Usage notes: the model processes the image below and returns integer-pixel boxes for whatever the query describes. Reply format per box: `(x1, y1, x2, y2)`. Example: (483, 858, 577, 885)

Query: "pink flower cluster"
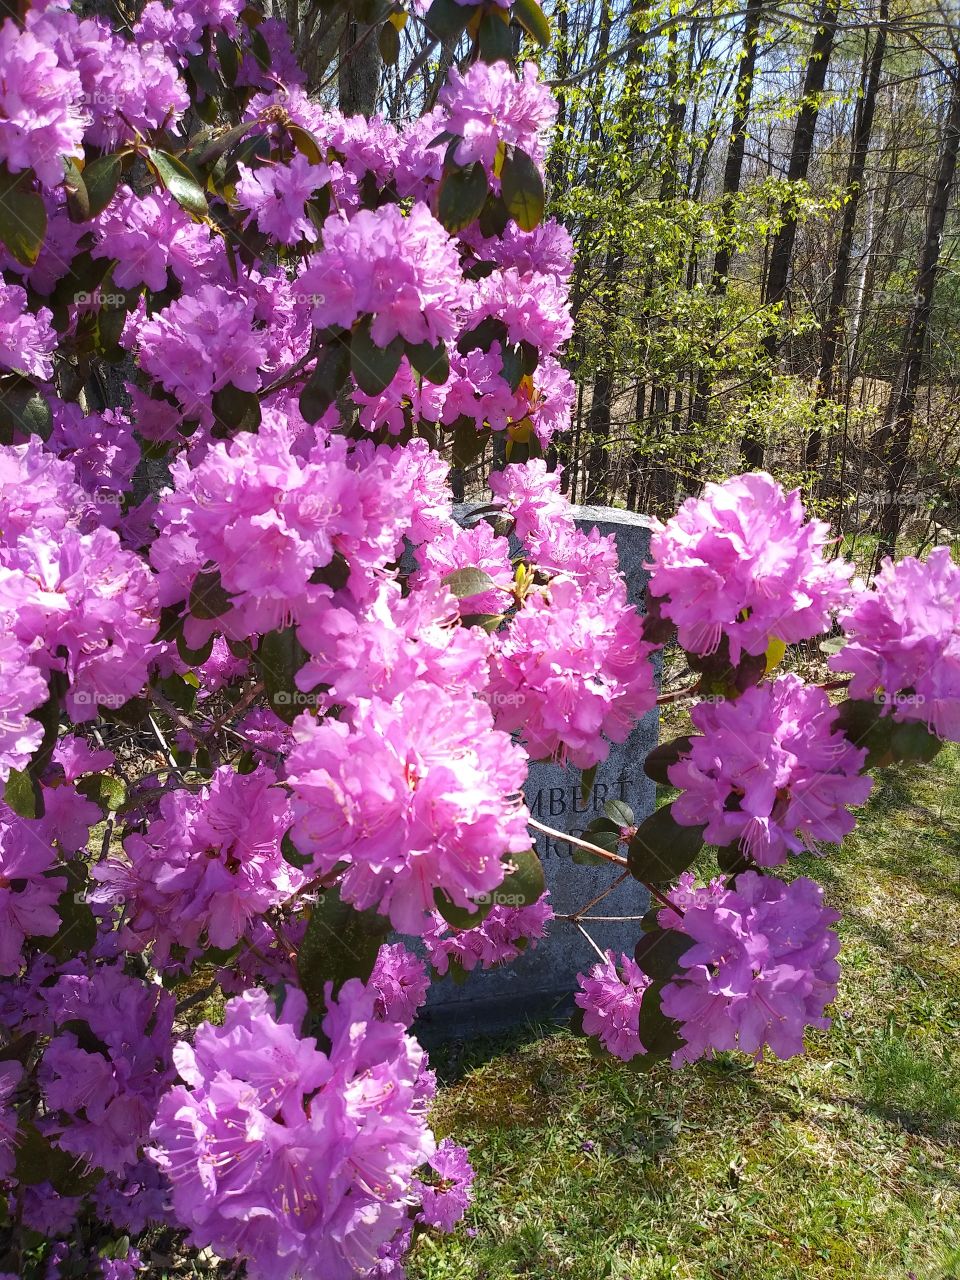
(575, 950, 651, 1062)
(830, 546, 960, 741)
(424, 893, 554, 974)
(439, 60, 557, 173)
(148, 984, 436, 1280)
(38, 964, 175, 1174)
(660, 872, 841, 1064)
(92, 765, 300, 967)
(670, 675, 872, 864)
(649, 473, 852, 662)
(301, 202, 463, 348)
(286, 683, 530, 933)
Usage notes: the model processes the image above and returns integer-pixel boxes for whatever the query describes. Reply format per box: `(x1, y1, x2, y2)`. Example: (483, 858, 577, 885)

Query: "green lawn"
(407, 748, 960, 1280)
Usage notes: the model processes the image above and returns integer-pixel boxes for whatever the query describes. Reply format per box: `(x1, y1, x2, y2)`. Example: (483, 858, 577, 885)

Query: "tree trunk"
(740, 0, 839, 469)
(806, 0, 888, 468)
(875, 75, 960, 561)
(338, 8, 381, 116)
(688, 0, 765, 434)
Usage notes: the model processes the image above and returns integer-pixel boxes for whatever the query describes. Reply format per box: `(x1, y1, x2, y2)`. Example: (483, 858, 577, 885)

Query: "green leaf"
(351, 320, 404, 395)
(15, 1121, 100, 1194)
(146, 148, 207, 217)
(500, 146, 545, 231)
(281, 828, 313, 870)
(438, 161, 488, 233)
(378, 18, 401, 64)
(442, 566, 498, 599)
(257, 626, 311, 724)
(406, 338, 449, 385)
(64, 157, 90, 223)
(0, 177, 47, 267)
(571, 827, 616, 867)
(300, 340, 350, 423)
(4, 767, 42, 819)
(288, 124, 324, 166)
(297, 886, 389, 1009)
(603, 798, 634, 828)
(627, 804, 705, 884)
(212, 382, 261, 433)
(189, 567, 234, 620)
(890, 719, 942, 764)
(451, 418, 490, 468)
(424, 0, 472, 41)
(0, 377, 51, 442)
(833, 698, 894, 768)
(458, 613, 504, 632)
(478, 8, 513, 61)
(633, 985, 684, 1065)
(457, 316, 507, 355)
(497, 848, 545, 907)
(511, 0, 550, 46)
(643, 735, 695, 786)
(433, 887, 495, 930)
(48, 863, 98, 963)
(580, 764, 598, 805)
(633, 928, 694, 983)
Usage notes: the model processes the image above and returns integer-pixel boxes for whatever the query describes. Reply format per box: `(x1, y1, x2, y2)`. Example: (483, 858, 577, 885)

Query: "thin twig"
(528, 816, 629, 867)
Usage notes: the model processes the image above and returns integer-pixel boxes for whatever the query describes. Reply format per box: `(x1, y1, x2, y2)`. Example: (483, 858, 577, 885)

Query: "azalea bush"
(0, 1, 957, 1277)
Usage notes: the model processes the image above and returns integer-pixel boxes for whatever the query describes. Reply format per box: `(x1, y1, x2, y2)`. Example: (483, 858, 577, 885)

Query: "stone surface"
(415, 505, 659, 1042)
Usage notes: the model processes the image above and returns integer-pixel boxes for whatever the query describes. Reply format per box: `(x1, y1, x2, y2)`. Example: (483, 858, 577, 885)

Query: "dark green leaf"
(406, 338, 449, 385)
(571, 827, 616, 866)
(288, 124, 324, 166)
(351, 320, 404, 395)
(0, 377, 51, 442)
(189, 567, 234, 620)
(438, 161, 488, 233)
(633, 984, 684, 1064)
(297, 886, 389, 1008)
(300, 340, 350, 423)
(633, 928, 694, 982)
(77, 154, 120, 219)
(282, 828, 312, 870)
(627, 804, 705, 883)
(580, 763, 598, 805)
(497, 848, 545, 907)
(48, 863, 98, 963)
(310, 551, 351, 591)
(890, 719, 942, 764)
(500, 146, 545, 231)
(424, 0, 472, 41)
(433, 887, 495, 930)
(833, 697, 894, 769)
(4, 768, 41, 819)
(511, 0, 550, 46)
(603, 798, 634, 828)
(249, 26, 272, 71)
(0, 179, 47, 267)
(215, 31, 240, 85)
(643, 735, 695, 786)
(64, 157, 90, 223)
(257, 627, 311, 724)
(378, 19, 401, 64)
(212, 383, 261, 433)
(442, 566, 498, 598)
(15, 1121, 100, 1194)
(146, 148, 207, 217)
(457, 316, 507, 355)
(478, 8, 514, 60)
(451, 418, 490, 468)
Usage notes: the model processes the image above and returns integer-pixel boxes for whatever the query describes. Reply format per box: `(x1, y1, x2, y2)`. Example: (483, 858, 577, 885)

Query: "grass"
(406, 747, 960, 1280)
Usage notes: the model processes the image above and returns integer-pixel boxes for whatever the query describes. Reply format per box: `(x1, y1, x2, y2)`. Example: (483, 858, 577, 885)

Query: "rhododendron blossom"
(649, 472, 852, 661)
(830, 546, 960, 740)
(669, 674, 873, 864)
(660, 873, 841, 1064)
(575, 950, 650, 1062)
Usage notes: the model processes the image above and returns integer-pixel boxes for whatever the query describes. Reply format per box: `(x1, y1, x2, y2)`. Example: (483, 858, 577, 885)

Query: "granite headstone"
(415, 505, 659, 1041)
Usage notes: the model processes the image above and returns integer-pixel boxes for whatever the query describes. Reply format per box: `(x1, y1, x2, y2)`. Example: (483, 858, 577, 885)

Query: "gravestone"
(415, 505, 659, 1041)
